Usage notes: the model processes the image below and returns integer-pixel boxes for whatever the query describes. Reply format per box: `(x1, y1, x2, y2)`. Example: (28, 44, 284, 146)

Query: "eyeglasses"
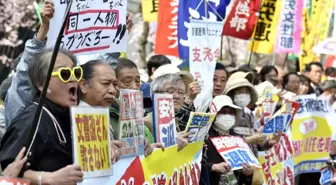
(160, 88, 186, 97)
(51, 66, 83, 83)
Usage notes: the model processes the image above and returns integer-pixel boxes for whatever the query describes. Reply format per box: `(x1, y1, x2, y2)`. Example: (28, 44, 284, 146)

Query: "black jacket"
(0, 98, 72, 173)
(200, 128, 253, 185)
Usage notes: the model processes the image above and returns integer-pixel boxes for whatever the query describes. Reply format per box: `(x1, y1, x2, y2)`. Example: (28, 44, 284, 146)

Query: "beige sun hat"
(223, 75, 258, 105)
(228, 71, 255, 84)
(153, 64, 194, 88)
(209, 95, 241, 113)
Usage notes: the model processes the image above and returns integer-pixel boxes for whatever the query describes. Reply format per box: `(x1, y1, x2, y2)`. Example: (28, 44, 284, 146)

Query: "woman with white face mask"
(200, 95, 253, 185)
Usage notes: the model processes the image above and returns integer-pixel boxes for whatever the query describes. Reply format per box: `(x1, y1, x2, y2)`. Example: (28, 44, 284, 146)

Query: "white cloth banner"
(47, 0, 128, 56)
(189, 20, 224, 109)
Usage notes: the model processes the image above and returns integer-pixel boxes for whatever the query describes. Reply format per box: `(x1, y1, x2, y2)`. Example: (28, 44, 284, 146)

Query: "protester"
(282, 72, 300, 95)
(320, 80, 336, 106)
(201, 95, 253, 185)
(146, 55, 171, 82)
(1, 147, 28, 177)
(325, 67, 336, 80)
(0, 77, 12, 141)
(299, 75, 312, 95)
(4, 2, 53, 127)
(304, 62, 324, 95)
(223, 73, 280, 154)
(259, 65, 279, 87)
(213, 63, 228, 97)
(237, 65, 260, 85)
(109, 58, 154, 142)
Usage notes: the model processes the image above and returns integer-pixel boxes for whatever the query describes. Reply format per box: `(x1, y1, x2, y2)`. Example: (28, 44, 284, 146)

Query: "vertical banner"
(142, 0, 158, 22)
(249, 0, 282, 54)
(152, 94, 178, 148)
(274, 0, 303, 54)
(47, 0, 128, 55)
(210, 136, 261, 170)
(177, 0, 229, 61)
(154, 0, 179, 57)
(184, 112, 215, 143)
(223, 0, 260, 40)
(292, 95, 336, 175)
(189, 20, 224, 108)
(119, 90, 145, 158)
(70, 107, 113, 178)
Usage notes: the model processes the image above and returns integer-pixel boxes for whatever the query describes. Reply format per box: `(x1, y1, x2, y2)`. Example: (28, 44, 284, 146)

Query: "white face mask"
(234, 93, 251, 108)
(214, 114, 236, 131)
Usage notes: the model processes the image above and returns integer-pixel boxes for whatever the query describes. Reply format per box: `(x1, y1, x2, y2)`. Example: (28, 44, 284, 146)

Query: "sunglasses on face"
(51, 66, 83, 83)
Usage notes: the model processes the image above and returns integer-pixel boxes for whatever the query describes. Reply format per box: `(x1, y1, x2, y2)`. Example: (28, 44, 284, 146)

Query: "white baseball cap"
(209, 95, 241, 113)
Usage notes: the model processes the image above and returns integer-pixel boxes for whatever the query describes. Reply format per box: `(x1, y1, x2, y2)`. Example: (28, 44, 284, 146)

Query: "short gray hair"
(151, 73, 183, 94)
(28, 48, 77, 94)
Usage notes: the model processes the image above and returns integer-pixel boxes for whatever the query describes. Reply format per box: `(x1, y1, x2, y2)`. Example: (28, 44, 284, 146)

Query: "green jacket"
(109, 105, 154, 144)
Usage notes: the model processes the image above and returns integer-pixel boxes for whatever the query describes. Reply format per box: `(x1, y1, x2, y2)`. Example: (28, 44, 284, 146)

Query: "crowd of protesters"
(0, 1, 335, 185)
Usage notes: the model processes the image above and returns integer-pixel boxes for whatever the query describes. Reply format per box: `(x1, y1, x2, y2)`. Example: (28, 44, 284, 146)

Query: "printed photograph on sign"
(47, 0, 128, 55)
(119, 90, 145, 157)
(210, 136, 261, 170)
(184, 112, 215, 143)
(152, 94, 177, 148)
(70, 107, 113, 179)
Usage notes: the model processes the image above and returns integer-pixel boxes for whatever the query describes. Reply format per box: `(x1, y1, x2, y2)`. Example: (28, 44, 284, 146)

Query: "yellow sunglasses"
(51, 66, 83, 83)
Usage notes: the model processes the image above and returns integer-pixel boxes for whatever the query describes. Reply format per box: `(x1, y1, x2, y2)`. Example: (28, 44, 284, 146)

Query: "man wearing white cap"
(201, 95, 253, 185)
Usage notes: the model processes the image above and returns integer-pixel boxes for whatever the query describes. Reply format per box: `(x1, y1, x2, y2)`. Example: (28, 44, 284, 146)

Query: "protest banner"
(47, 0, 128, 55)
(178, 0, 227, 61)
(211, 136, 261, 170)
(222, 0, 259, 40)
(292, 95, 336, 175)
(154, 0, 179, 57)
(142, 0, 158, 22)
(78, 142, 203, 185)
(152, 94, 177, 148)
(262, 102, 299, 135)
(274, 0, 303, 54)
(189, 20, 224, 108)
(70, 107, 112, 178)
(119, 90, 145, 157)
(184, 112, 215, 143)
(0, 177, 30, 185)
(249, 0, 282, 54)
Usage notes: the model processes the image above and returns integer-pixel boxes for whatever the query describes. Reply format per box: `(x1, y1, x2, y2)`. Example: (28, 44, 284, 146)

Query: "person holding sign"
(1, 12, 85, 185)
(202, 95, 253, 185)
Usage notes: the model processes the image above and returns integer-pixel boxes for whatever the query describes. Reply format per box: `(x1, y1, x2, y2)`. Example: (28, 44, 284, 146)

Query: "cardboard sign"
(184, 112, 215, 143)
(70, 107, 113, 178)
(152, 94, 177, 148)
(211, 136, 261, 170)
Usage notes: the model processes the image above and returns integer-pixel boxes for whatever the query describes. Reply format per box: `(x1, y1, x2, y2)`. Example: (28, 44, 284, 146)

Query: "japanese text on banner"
(155, 0, 179, 56)
(119, 91, 145, 157)
(47, 0, 127, 55)
(71, 107, 112, 178)
(211, 136, 261, 170)
(274, 0, 303, 53)
(153, 94, 177, 148)
(249, 0, 281, 54)
(184, 112, 215, 143)
(189, 20, 224, 108)
(142, 0, 158, 22)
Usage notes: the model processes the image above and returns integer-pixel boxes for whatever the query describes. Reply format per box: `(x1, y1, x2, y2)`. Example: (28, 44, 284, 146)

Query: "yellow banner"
(142, 0, 159, 22)
(74, 113, 111, 172)
(249, 0, 282, 54)
(141, 142, 204, 184)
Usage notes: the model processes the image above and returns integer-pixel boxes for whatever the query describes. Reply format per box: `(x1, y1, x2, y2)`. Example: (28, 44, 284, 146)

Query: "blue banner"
(177, 0, 230, 61)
